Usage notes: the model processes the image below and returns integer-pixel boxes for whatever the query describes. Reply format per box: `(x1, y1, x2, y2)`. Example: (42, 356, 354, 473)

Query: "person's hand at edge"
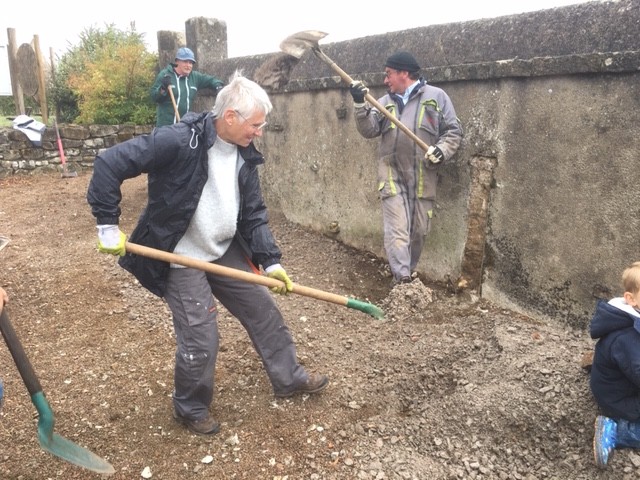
(265, 265, 293, 295)
(0, 287, 8, 314)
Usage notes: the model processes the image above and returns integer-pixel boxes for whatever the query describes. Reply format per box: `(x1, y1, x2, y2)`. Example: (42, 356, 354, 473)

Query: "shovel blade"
(32, 392, 115, 475)
(39, 431, 116, 475)
(280, 30, 328, 58)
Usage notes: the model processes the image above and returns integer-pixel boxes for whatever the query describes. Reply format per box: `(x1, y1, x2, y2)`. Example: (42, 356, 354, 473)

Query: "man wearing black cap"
(349, 51, 463, 286)
(150, 47, 225, 127)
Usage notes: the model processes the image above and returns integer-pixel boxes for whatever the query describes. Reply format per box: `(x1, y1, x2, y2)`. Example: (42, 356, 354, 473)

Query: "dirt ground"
(0, 172, 631, 479)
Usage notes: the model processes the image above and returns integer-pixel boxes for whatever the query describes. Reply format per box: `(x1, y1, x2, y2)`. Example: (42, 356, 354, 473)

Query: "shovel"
(280, 31, 431, 153)
(125, 242, 385, 320)
(0, 309, 115, 475)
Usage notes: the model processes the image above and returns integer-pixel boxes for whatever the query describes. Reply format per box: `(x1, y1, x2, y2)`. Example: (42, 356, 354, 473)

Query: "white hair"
(212, 70, 272, 118)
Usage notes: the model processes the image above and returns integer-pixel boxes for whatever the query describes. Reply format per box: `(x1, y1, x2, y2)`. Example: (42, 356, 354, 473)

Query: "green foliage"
(0, 96, 15, 115)
(0, 96, 47, 126)
(50, 24, 157, 125)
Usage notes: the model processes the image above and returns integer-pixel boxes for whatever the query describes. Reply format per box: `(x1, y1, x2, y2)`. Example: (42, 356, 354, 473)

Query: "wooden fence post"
(33, 35, 48, 124)
(6, 28, 25, 115)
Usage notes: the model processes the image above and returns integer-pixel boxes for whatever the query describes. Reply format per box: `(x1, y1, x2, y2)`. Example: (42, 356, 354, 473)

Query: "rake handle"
(54, 119, 67, 165)
(0, 309, 42, 397)
(313, 48, 430, 153)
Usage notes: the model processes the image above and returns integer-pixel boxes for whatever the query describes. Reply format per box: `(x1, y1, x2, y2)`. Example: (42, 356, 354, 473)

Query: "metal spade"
(280, 30, 431, 153)
(0, 309, 115, 475)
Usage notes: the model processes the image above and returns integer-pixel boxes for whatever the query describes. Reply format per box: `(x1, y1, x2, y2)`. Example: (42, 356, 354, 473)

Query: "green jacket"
(150, 64, 224, 127)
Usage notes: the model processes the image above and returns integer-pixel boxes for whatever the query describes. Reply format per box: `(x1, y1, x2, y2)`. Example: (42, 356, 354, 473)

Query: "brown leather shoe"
(173, 410, 220, 436)
(275, 373, 329, 398)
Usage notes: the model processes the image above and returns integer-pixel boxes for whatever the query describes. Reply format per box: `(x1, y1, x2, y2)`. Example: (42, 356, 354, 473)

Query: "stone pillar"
(185, 17, 228, 113)
(156, 31, 187, 71)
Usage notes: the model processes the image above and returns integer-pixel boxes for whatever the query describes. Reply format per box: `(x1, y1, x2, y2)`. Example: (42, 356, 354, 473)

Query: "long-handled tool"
(280, 31, 431, 153)
(168, 87, 180, 122)
(0, 309, 115, 475)
(125, 242, 384, 320)
(53, 119, 77, 178)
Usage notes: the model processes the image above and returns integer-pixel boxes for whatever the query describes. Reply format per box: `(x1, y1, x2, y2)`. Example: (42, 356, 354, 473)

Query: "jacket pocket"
(381, 103, 398, 134)
(417, 99, 441, 137)
(377, 153, 401, 199)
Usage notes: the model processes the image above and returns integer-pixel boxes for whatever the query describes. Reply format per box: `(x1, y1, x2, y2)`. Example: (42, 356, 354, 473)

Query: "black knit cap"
(385, 51, 421, 73)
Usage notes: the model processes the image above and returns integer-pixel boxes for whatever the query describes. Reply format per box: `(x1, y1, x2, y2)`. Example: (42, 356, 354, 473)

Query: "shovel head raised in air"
(279, 30, 328, 58)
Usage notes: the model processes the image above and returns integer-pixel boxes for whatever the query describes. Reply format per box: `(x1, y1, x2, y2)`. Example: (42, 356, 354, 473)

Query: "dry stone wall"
(0, 124, 152, 176)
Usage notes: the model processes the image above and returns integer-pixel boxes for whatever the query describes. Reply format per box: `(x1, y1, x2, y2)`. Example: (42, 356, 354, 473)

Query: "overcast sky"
(3, 0, 599, 60)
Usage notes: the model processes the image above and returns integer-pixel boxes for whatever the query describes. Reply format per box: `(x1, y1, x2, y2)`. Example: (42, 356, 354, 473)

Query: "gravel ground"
(0, 172, 632, 479)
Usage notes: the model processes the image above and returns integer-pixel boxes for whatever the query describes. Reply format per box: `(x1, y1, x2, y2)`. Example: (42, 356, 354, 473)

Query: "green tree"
(50, 24, 157, 125)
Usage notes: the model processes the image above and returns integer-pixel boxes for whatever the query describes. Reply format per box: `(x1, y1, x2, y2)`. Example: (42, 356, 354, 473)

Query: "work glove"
(97, 225, 127, 256)
(425, 145, 445, 164)
(265, 264, 293, 295)
(349, 81, 369, 105)
(161, 75, 172, 90)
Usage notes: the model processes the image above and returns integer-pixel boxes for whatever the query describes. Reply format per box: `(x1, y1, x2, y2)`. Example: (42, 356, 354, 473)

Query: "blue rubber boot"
(0, 378, 4, 410)
(594, 415, 617, 468)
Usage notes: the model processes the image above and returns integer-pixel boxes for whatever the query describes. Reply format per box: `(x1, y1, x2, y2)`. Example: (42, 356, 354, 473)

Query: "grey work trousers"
(163, 239, 307, 420)
(381, 194, 433, 281)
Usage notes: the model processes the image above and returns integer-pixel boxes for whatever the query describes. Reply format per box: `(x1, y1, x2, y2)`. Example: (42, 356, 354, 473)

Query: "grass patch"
(0, 115, 48, 128)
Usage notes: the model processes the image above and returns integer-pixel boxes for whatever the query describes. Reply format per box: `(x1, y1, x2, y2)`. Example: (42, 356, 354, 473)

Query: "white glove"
(97, 225, 127, 256)
(425, 145, 445, 164)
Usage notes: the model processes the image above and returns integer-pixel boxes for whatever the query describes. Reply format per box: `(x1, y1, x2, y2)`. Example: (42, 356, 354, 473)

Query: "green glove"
(266, 266, 293, 295)
(97, 225, 127, 256)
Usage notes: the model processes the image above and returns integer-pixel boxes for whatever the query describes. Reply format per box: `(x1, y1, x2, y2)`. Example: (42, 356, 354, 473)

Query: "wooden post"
(33, 35, 48, 124)
(49, 47, 60, 121)
(6, 28, 25, 115)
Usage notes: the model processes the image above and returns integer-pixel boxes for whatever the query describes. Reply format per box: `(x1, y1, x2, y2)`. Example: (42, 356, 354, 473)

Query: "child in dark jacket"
(590, 261, 640, 468)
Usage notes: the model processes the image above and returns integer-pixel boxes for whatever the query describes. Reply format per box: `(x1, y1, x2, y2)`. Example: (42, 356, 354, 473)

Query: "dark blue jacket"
(87, 111, 281, 297)
(590, 299, 640, 421)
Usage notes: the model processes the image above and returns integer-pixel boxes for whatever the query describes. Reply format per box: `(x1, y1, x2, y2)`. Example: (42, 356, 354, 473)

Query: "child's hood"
(590, 298, 640, 339)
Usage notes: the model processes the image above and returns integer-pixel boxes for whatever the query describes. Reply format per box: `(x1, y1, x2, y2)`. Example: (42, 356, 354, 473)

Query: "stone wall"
(0, 124, 152, 176)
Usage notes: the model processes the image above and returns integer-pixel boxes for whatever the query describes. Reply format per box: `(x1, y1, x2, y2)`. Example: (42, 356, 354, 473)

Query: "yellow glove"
(266, 265, 293, 295)
(97, 225, 127, 256)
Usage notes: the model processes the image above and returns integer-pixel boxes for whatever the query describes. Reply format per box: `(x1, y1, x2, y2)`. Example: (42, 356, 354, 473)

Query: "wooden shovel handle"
(0, 309, 43, 396)
(168, 87, 180, 122)
(125, 242, 351, 307)
(313, 48, 431, 153)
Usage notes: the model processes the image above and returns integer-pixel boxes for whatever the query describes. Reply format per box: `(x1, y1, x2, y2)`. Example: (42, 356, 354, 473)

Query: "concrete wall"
(208, 0, 637, 328)
(3, 0, 637, 329)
